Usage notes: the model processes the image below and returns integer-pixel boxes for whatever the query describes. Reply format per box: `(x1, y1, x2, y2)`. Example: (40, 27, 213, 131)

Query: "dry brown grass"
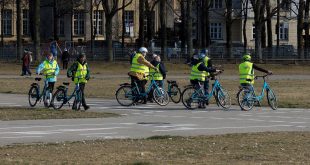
(0, 132, 309, 164)
(0, 107, 119, 121)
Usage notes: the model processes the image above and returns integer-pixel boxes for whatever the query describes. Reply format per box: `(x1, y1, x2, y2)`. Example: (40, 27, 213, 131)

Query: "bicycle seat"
(63, 82, 70, 86)
(167, 80, 176, 84)
(35, 78, 42, 81)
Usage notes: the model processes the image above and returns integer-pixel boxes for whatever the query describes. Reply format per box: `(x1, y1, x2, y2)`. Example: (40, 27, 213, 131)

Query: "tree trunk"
(276, 0, 280, 57)
(34, 0, 41, 62)
(201, 0, 206, 48)
(53, 0, 58, 40)
(260, 0, 266, 48)
(186, 0, 193, 57)
(1, 3, 4, 49)
(243, 0, 249, 52)
(138, 0, 145, 47)
(206, 0, 210, 47)
(16, 0, 23, 61)
(180, 0, 186, 57)
(304, 0, 310, 51)
(297, 0, 305, 59)
(266, 0, 273, 48)
(251, 0, 263, 62)
(122, 0, 125, 47)
(105, 16, 113, 61)
(226, 0, 233, 59)
(160, 0, 167, 60)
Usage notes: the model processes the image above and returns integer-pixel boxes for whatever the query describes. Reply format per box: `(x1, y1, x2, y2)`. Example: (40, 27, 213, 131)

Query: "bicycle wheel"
(43, 89, 52, 108)
(237, 88, 255, 111)
(28, 86, 39, 107)
(169, 85, 181, 103)
(153, 87, 169, 106)
(51, 89, 66, 110)
(181, 87, 200, 110)
(267, 89, 278, 110)
(115, 86, 135, 106)
(216, 87, 231, 110)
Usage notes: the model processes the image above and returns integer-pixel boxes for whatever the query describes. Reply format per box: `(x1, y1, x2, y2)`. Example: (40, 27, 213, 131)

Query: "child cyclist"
(67, 53, 90, 110)
(36, 52, 60, 105)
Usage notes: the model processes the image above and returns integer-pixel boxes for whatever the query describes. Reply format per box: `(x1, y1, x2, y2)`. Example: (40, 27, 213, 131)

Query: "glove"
(85, 76, 90, 81)
(154, 67, 159, 73)
(268, 71, 273, 75)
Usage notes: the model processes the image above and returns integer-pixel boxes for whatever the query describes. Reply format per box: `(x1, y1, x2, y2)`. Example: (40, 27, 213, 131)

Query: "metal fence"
(1, 43, 310, 62)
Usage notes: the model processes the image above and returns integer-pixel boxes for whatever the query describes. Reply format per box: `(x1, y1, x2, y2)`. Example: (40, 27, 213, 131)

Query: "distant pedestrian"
(49, 37, 62, 60)
(61, 48, 70, 69)
(21, 49, 32, 76)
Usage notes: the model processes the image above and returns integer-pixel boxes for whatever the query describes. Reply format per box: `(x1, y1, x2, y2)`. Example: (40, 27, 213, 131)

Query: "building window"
(124, 10, 134, 37)
(93, 10, 103, 35)
(279, 22, 288, 40)
(22, 9, 29, 35)
(252, 24, 255, 39)
(58, 16, 64, 35)
(73, 11, 85, 35)
(2, 10, 12, 35)
(210, 0, 222, 9)
(210, 23, 222, 40)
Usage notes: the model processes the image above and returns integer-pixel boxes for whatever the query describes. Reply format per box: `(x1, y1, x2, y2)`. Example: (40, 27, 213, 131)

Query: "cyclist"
(67, 53, 90, 110)
(199, 49, 213, 105)
(150, 54, 166, 87)
(239, 54, 272, 88)
(190, 54, 220, 108)
(128, 47, 158, 104)
(36, 52, 60, 96)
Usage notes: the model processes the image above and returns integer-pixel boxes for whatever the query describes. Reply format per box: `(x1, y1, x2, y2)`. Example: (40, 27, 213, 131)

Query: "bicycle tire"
(43, 89, 52, 108)
(28, 86, 39, 107)
(216, 87, 231, 110)
(169, 85, 181, 104)
(115, 85, 135, 106)
(51, 89, 66, 110)
(153, 87, 169, 106)
(237, 88, 255, 111)
(267, 88, 278, 110)
(181, 86, 200, 110)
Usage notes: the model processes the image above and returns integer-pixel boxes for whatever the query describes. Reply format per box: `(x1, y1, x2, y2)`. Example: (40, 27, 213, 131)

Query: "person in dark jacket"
(21, 49, 32, 76)
(67, 53, 90, 110)
(150, 54, 167, 87)
(61, 48, 70, 69)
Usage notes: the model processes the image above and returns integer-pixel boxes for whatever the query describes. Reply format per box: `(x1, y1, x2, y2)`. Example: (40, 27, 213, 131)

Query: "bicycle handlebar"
(254, 73, 272, 80)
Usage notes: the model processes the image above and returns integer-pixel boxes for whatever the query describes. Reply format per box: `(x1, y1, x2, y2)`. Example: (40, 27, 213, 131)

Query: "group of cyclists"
(32, 44, 272, 110)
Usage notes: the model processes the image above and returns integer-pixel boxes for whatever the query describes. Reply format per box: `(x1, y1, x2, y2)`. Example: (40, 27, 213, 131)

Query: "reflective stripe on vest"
(74, 62, 88, 84)
(203, 56, 210, 77)
(239, 61, 254, 84)
(190, 62, 205, 81)
(130, 53, 148, 74)
(43, 60, 57, 79)
(149, 63, 163, 80)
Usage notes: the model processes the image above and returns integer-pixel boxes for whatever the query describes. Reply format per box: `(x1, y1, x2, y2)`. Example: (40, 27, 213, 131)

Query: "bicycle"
(28, 74, 54, 108)
(166, 80, 181, 103)
(181, 72, 231, 110)
(115, 72, 170, 106)
(237, 74, 277, 111)
(51, 77, 83, 110)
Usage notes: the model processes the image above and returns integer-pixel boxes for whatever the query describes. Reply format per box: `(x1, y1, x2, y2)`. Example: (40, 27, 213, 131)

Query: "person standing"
(67, 53, 90, 110)
(61, 48, 70, 69)
(49, 37, 62, 60)
(21, 49, 32, 76)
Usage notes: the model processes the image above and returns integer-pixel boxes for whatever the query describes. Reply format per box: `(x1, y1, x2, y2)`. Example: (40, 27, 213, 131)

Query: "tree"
(297, 0, 305, 59)
(186, 0, 193, 57)
(16, 0, 22, 61)
(138, 0, 145, 47)
(242, 0, 249, 52)
(34, 0, 41, 62)
(160, 0, 167, 60)
(100, 0, 133, 61)
(145, 0, 159, 42)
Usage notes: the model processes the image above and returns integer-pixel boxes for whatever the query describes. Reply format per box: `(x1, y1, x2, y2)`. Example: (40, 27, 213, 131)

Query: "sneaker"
(83, 105, 90, 111)
(205, 100, 209, 106)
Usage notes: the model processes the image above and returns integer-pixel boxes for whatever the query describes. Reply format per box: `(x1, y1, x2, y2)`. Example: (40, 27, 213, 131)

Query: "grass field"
(0, 107, 119, 121)
(0, 132, 309, 164)
(1, 62, 310, 108)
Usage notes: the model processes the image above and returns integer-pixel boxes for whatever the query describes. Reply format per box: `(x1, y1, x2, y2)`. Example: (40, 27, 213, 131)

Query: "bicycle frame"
(62, 83, 80, 103)
(132, 74, 162, 97)
(243, 77, 271, 102)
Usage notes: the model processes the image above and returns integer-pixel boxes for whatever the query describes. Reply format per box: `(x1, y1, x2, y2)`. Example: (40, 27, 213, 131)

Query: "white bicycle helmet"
(139, 47, 148, 53)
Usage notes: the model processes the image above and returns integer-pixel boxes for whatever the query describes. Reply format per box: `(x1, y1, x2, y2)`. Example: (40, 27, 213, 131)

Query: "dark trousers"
(204, 79, 209, 95)
(63, 61, 68, 70)
(131, 76, 147, 102)
(190, 80, 204, 94)
(22, 65, 32, 75)
(79, 83, 87, 107)
(48, 82, 55, 93)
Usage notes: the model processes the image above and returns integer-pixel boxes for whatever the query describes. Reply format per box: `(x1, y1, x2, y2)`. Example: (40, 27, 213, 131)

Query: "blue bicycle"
(51, 77, 83, 110)
(237, 74, 278, 111)
(28, 74, 54, 108)
(181, 72, 231, 110)
(115, 73, 170, 106)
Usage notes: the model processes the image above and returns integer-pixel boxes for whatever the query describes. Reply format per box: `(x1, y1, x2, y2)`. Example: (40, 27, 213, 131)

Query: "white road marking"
(0, 136, 43, 139)
(296, 126, 307, 128)
(290, 122, 307, 124)
(80, 132, 117, 136)
(153, 125, 294, 132)
(268, 120, 286, 123)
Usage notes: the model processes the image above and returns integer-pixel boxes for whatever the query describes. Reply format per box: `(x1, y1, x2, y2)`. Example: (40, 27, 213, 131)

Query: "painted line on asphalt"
(80, 132, 118, 136)
(290, 122, 307, 124)
(152, 125, 294, 132)
(0, 136, 43, 139)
